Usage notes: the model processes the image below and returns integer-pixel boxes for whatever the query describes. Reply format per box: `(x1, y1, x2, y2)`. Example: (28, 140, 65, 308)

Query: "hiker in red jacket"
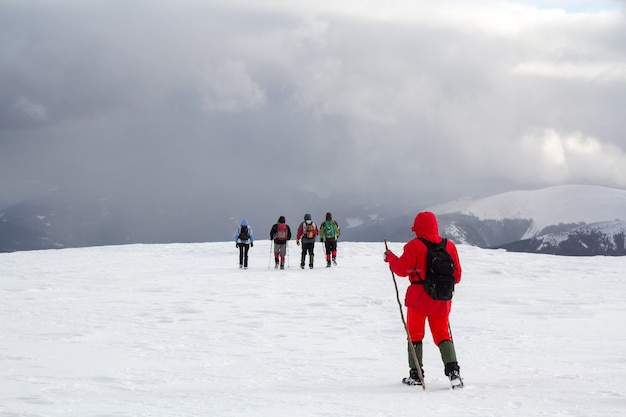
(296, 213, 318, 269)
(384, 211, 463, 387)
(270, 216, 292, 269)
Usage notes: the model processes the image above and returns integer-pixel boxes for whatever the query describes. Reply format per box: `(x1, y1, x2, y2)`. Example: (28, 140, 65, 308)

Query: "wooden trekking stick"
(384, 239, 426, 389)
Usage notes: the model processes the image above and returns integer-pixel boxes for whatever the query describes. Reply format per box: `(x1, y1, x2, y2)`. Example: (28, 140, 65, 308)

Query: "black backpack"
(239, 225, 250, 241)
(416, 237, 456, 301)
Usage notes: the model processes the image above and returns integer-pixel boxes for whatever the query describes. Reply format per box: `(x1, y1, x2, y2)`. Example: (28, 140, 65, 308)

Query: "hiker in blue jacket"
(234, 218, 254, 269)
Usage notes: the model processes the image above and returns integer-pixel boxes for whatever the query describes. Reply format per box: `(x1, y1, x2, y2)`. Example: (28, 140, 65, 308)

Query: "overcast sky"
(2, 0, 626, 213)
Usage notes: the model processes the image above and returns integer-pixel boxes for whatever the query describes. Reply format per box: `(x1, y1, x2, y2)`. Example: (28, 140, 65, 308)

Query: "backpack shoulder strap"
(418, 237, 446, 249)
(417, 237, 431, 248)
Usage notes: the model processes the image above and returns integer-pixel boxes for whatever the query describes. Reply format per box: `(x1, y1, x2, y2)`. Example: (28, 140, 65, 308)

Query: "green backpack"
(324, 221, 338, 239)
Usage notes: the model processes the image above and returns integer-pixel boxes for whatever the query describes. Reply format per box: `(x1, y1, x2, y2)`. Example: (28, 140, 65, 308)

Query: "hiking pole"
(384, 239, 426, 389)
(268, 240, 273, 269)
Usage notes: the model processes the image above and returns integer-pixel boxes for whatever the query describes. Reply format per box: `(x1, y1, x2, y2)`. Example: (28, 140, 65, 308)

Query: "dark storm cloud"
(1, 0, 625, 214)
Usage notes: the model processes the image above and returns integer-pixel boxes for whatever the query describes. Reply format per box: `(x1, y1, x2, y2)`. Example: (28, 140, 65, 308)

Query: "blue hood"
(241, 218, 248, 226)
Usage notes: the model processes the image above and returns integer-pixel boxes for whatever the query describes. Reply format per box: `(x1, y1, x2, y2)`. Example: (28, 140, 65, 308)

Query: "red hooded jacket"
(386, 212, 462, 315)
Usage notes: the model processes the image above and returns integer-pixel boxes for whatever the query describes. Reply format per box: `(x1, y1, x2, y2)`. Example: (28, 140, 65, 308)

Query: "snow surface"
(1, 241, 625, 416)
(430, 185, 626, 237)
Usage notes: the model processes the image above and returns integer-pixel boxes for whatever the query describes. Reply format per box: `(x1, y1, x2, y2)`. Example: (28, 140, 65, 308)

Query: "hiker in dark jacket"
(234, 218, 254, 269)
(319, 212, 341, 267)
(384, 211, 463, 387)
(296, 213, 318, 269)
(270, 216, 292, 269)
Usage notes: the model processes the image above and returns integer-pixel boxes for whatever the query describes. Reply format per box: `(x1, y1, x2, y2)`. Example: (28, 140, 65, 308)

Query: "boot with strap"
(402, 341, 424, 385)
(439, 340, 464, 389)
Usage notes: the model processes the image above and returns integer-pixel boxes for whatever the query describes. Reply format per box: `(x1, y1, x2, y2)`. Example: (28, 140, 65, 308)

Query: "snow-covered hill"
(501, 219, 626, 256)
(424, 185, 626, 254)
(2, 185, 625, 256)
(431, 185, 626, 237)
(1, 241, 624, 416)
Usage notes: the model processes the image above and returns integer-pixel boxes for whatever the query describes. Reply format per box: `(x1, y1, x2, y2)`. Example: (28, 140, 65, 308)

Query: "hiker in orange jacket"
(384, 211, 463, 387)
(296, 213, 318, 269)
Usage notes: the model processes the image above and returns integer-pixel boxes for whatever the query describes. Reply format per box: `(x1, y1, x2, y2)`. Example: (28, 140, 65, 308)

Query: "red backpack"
(276, 223, 288, 240)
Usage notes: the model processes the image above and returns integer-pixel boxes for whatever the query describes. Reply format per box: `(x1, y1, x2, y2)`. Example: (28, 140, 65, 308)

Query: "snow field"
(1, 241, 624, 416)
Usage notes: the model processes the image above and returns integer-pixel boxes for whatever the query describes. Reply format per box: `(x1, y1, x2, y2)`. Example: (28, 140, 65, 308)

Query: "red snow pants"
(406, 309, 452, 345)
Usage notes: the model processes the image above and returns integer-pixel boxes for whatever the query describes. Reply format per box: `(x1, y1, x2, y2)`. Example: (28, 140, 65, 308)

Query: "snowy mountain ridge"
(499, 219, 626, 256)
(409, 184, 626, 255)
(430, 184, 626, 239)
(1, 184, 625, 255)
(537, 219, 626, 246)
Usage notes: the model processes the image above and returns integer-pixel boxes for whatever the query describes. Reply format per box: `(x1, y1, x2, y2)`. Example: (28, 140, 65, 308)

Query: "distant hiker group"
(235, 210, 465, 390)
(233, 212, 341, 270)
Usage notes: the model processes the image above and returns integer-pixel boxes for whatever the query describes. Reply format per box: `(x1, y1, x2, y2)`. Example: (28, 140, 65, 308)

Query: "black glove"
(384, 250, 392, 262)
(250, 242, 254, 247)
(320, 238, 324, 242)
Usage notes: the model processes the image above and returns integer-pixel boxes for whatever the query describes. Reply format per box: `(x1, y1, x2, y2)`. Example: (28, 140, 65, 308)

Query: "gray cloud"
(1, 0, 625, 215)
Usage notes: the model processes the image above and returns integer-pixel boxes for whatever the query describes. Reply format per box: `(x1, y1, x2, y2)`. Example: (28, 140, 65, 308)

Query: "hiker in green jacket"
(320, 212, 340, 267)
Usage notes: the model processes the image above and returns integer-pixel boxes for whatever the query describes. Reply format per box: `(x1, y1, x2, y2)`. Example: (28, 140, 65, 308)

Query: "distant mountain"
(340, 184, 626, 256)
(500, 220, 626, 256)
(1, 185, 625, 255)
(429, 185, 626, 256)
(432, 185, 624, 236)
(0, 198, 129, 252)
(0, 191, 390, 252)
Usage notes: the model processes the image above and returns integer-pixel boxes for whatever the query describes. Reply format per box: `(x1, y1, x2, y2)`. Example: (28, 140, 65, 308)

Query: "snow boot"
(445, 362, 464, 389)
(440, 340, 463, 388)
(402, 341, 424, 385)
(402, 368, 424, 386)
